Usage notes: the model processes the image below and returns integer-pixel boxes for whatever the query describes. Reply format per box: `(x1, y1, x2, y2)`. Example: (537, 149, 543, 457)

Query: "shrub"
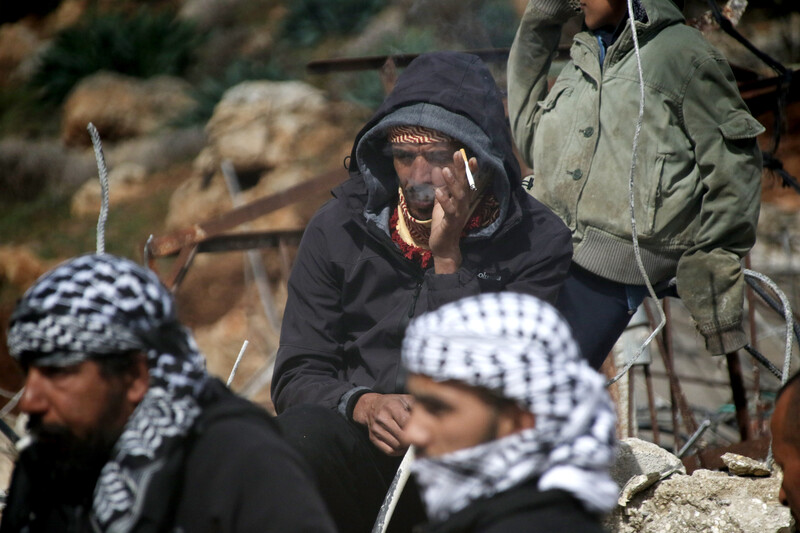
(175, 59, 287, 127)
(338, 27, 438, 110)
(30, 9, 202, 104)
(0, 87, 60, 138)
(282, 0, 386, 47)
(479, 0, 519, 48)
(0, 139, 95, 203)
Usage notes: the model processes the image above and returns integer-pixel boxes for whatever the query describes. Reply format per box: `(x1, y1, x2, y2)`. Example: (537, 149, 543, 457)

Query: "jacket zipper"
(399, 281, 423, 333)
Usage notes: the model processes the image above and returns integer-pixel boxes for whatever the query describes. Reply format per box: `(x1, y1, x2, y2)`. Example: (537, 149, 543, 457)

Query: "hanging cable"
(744, 269, 795, 385)
(607, 0, 666, 387)
(745, 275, 800, 346)
(88, 123, 110, 255)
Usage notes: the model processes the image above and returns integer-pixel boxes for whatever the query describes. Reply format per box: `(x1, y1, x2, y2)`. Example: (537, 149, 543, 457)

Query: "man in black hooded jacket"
(272, 51, 572, 532)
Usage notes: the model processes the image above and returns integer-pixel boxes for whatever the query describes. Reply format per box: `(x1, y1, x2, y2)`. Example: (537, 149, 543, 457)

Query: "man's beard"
(403, 185, 436, 218)
(26, 389, 128, 493)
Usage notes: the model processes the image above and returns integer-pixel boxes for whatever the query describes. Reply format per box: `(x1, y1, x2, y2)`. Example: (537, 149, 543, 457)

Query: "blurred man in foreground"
(771, 372, 800, 524)
(401, 292, 618, 532)
(1, 253, 335, 533)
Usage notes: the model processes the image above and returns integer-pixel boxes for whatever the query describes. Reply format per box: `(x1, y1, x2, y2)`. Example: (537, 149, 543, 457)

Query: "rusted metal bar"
(662, 298, 699, 439)
(643, 364, 660, 446)
(305, 48, 537, 74)
(194, 230, 304, 254)
(677, 419, 712, 458)
(740, 70, 800, 117)
(628, 364, 635, 438)
(164, 243, 198, 291)
(726, 351, 751, 441)
(148, 226, 208, 258)
(380, 57, 398, 95)
(682, 435, 771, 474)
(278, 237, 294, 291)
(644, 299, 699, 452)
(648, 368, 777, 389)
(147, 167, 347, 259)
(306, 47, 798, 108)
(222, 160, 282, 334)
(670, 380, 681, 453)
(601, 356, 623, 438)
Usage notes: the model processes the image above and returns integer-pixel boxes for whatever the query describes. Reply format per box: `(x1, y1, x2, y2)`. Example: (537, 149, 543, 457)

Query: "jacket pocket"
(536, 84, 573, 116)
(641, 152, 668, 236)
(532, 84, 574, 182)
(718, 111, 765, 141)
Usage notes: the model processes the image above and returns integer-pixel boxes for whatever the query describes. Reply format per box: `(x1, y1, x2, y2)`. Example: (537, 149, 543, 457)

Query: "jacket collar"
(572, 0, 685, 73)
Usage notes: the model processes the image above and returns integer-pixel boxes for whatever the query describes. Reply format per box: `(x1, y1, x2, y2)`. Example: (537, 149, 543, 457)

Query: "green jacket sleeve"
(676, 54, 764, 355)
(507, 0, 577, 168)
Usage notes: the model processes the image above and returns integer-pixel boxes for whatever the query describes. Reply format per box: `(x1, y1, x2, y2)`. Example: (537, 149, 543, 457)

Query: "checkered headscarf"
(402, 292, 618, 521)
(8, 253, 208, 532)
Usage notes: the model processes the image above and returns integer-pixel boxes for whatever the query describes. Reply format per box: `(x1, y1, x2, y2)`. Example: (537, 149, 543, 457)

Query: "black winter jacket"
(0, 380, 336, 533)
(414, 480, 605, 533)
(272, 52, 572, 415)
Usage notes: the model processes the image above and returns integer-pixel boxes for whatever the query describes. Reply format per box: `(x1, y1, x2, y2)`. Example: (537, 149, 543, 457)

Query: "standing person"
(272, 50, 573, 532)
(770, 372, 800, 523)
(508, 0, 765, 367)
(1, 254, 336, 533)
(401, 291, 618, 532)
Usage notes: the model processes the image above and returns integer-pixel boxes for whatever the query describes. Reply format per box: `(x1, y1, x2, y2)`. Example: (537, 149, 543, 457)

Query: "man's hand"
(352, 392, 414, 456)
(429, 152, 479, 274)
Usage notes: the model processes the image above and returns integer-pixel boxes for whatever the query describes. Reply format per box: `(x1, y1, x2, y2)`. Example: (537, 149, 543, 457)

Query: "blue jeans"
(555, 263, 677, 369)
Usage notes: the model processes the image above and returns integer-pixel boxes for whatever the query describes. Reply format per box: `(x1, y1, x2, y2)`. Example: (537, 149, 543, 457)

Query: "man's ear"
(125, 353, 150, 405)
(515, 409, 536, 431)
(497, 404, 536, 438)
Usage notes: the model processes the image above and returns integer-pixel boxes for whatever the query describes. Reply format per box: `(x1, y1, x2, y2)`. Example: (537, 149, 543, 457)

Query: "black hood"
(347, 51, 520, 240)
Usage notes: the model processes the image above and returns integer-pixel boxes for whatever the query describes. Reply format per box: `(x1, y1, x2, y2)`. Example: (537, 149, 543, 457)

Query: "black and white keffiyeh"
(402, 292, 618, 522)
(7, 253, 208, 532)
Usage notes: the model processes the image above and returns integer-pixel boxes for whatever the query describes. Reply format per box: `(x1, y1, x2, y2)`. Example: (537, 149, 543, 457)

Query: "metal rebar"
(644, 299, 698, 451)
(221, 160, 281, 334)
(677, 419, 712, 458)
(743, 344, 782, 379)
(745, 275, 800, 346)
(725, 351, 751, 441)
(0, 416, 19, 444)
(643, 364, 660, 446)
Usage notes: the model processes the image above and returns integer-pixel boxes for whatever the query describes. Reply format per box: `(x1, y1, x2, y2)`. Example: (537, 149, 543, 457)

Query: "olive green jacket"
(508, 0, 764, 354)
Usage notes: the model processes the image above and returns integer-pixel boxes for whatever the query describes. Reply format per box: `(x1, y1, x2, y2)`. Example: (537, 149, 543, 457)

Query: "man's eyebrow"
(413, 393, 453, 411)
(37, 364, 80, 377)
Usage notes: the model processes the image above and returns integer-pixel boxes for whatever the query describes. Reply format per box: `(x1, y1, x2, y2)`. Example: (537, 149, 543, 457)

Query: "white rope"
(87, 123, 110, 255)
(744, 269, 794, 384)
(747, 268, 795, 468)
(608, 0, 666, 386)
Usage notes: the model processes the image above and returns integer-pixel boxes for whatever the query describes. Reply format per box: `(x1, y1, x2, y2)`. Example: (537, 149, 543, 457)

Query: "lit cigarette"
(459, 148, 477, 191)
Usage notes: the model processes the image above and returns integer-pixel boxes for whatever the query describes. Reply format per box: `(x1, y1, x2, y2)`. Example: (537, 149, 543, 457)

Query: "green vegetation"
(479, 0, 519, 48)
(282, 0, 386, 47)
(0, 168, 180, 261)
(176, 59, 287, 127)
(0, 87, 60, 138)
(339, 27, 438, 110)
(30, 9, 202, 104)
